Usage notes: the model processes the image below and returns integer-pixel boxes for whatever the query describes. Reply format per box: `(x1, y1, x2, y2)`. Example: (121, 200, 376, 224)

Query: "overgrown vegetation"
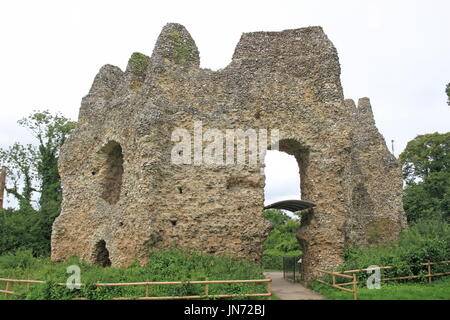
(0, 249, 269, 300)
(168, 30, 195, 65)
(0, 111, 75, 256)
(399, 132, 449, 222)
(128, 52, 149, 76)
(262, 209, 301, 270)
(341, 219, 450, 280)
(310, 219, 450, 299)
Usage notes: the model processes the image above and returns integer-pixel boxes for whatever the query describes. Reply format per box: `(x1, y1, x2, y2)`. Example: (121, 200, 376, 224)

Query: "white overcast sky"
(1, 0, 449, 206)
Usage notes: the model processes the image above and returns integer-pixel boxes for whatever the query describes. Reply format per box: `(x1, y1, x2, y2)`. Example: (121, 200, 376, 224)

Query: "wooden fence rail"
(340, 260, 450, 274)
(0, 277, 272, 300)
(315, 260, 450, 300)
(315, 269, 358, 300)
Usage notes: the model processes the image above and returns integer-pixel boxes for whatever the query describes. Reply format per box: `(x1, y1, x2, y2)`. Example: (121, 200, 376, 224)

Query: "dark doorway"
(93, 240, 111, 267)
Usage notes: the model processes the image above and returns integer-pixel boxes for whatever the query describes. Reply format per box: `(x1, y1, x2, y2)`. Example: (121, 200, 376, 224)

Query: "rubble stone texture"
(51, 23, 407, 280)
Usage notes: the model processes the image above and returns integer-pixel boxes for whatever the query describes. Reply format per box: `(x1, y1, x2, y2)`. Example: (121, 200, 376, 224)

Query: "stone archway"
(263, 138, 312, 269)
(262, 137, 346, 280)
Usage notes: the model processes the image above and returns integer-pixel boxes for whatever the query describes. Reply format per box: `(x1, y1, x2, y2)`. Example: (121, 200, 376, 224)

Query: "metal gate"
(283, 255, 302, 282)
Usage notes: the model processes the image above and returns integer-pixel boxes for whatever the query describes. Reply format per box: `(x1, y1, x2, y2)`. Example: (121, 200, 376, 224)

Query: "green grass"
(311, 276, 450, 300)
(0, 249, 269, 300)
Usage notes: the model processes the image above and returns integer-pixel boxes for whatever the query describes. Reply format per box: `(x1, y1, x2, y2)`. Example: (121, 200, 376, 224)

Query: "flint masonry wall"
(51, 23, 407, 280)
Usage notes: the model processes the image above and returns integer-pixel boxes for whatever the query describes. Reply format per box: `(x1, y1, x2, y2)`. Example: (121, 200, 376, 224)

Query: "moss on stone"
(128, 52, 149, 75)
(168, 30, 194, 65)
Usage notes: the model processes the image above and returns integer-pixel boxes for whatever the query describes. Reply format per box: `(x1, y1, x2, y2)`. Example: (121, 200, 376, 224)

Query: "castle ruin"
(51, 23, 407, 280)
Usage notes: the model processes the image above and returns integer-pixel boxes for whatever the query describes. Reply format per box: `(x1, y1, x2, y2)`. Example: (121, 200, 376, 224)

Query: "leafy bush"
(262, 249, 301, 270)
(0, 110, 75, 258)
(0, 207, 49, 257)
(340, 219, 450, 283)
(262, 209, 302, 270)
(0, 249, 36, 269)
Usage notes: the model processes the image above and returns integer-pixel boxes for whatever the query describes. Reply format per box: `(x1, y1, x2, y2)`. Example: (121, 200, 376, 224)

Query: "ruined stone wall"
(51, 23, 406, 279)
(343, 98, 407, 247)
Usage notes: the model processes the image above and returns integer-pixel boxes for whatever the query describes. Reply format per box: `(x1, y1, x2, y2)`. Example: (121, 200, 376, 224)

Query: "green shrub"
(0, 208, 50, 257)
(0, 249, 35, 269)
(262, 249, 301, 270)
(340, 219, 450, 284)
(262, 209, 302, 270)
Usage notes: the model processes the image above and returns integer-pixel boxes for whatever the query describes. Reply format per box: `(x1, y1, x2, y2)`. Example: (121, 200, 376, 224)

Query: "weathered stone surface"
(51, 23, 407, 279)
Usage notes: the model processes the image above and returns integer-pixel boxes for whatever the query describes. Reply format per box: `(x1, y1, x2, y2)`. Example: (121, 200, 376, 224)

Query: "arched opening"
(264, 150, 301, 205)
(262, 139, 309, 277)
(264, 139, 309, 216)
(99, 141, 124, 205)
(93, 240, 111, 267)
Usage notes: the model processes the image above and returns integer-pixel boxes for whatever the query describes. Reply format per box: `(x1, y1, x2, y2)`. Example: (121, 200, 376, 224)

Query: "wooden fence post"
(352, 273, 358, 300)
(5, 280, 10, 297)
(267, 279, 272, 300)
(427, 263, 432, 284)
(145, 284, 150, 297)
(204, 278, 209, 297)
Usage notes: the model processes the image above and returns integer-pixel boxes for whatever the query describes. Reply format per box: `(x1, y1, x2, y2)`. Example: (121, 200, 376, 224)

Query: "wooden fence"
(315, 269, 358, 300)
(0, 277, 272, 300)
(315, 260, 450, 300)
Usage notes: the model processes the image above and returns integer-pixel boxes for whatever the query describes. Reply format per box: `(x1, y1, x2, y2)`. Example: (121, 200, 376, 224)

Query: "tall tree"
(0, 110, 75, 255)
(17, 111, 76, 247)
(399, 132, 450, 222)
(0, 143, 37, 210)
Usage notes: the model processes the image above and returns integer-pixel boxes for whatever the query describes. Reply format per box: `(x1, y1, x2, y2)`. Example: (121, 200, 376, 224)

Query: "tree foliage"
(262, 209, 301, 269)
(20, 111, 76, 246)
(342, 219, 450, 282)
(0, 143, 37, 210)
(0, 110, 75, 256)
(399, 132, 450, 222)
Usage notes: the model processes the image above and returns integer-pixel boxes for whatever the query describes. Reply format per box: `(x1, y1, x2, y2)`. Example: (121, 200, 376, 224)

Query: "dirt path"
(264, 272, 324, 300)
